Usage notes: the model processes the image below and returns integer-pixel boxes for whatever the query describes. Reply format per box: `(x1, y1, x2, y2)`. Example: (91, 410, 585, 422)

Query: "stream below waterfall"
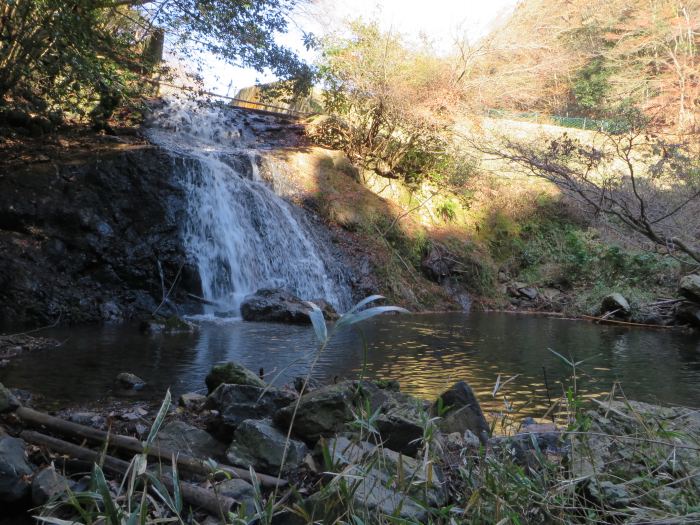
(2, 312, 699, 419)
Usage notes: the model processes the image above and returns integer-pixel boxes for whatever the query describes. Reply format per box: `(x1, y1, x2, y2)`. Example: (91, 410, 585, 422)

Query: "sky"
(188, 0, 519, 96)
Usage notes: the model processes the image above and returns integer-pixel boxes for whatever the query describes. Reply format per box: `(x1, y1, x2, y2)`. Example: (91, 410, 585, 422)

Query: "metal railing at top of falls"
(156, 79, 314, 118)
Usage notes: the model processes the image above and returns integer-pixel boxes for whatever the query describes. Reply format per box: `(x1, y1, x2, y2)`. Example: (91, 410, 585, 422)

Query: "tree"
(478, 129, 700, 263)
(0, 0, 311, 124)
(314, 21, 462, 183)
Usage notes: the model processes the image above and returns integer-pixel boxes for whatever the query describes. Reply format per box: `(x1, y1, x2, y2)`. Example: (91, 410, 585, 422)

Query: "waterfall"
(147, 100, 351, 317)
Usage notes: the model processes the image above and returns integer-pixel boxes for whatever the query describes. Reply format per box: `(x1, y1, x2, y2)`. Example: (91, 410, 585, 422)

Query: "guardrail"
(484, 108, 630, 133)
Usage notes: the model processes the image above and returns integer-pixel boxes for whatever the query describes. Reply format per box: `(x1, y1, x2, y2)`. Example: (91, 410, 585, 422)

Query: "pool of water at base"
(1, 312, 699, 421)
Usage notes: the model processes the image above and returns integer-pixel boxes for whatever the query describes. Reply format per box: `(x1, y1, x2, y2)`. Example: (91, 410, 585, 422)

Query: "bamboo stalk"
(16, 407, 287, 488)
(20, 430, 237, 517)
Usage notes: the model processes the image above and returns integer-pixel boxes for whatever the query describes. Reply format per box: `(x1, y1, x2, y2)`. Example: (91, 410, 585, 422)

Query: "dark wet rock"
(32, 467, 73, 506)
(679, 274, 700, 302)
(600, 293, 631, 317)
(0, 435, 33, 502)
(375, 379, 401, 391)
(676, 302, 700, 327)
(155, 421, 225, 460)
(226, 419, 307, 474)
(140, 316, 197, 334)
(179, 392, 207, 411)
(218, 478, 256, 516)
(320, 436, 446, 522)
(116, 372, 146, 390)
(274, 381, 358, 441)
(433, 381, 490, 444)
(421, 243, 456, 283)
(67, 412, 105, 428)
(205, 362, 266, 393)
(0, 382, 20, 413)
(241, 288, 335, 324)
(206, 383, 296, 429)
(0, 146, 197, 326)
(308, 298, 339, 321)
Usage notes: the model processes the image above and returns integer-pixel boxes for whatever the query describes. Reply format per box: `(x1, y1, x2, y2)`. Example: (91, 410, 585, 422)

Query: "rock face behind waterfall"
(0, 139, 198, 325)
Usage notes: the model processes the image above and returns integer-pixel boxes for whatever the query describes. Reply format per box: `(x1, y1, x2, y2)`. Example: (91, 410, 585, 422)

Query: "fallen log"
(580, 314, 677, 329)
(16, 406, 286, 488)
(21, 430, 236, 518)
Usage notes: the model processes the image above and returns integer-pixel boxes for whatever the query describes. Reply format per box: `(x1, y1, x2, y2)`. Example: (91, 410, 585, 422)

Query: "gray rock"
(375, 390, 426, 456)
(518, 286, 539, 301)
(205, 362, 265, 393)
(0, 435, 33, 502)
(241, 288, 335, 324)
(68, 412, 105, 428)
(116, 372, 146, 390)
(217, 478, 256, 516)
(274, 381, 358, 441)
(32, 467, 72, 505)
(0, 383, 19, 413)
(206, 383, 297, 429)
(433, 381, 490, 444)
(600, 293, 631, 316)
(321, 436, 446, 522)
(179, 392, 207, 411)
(226, 419, 307, 474)
(679, 274, 700, 302)
(155, 421, 225, 460)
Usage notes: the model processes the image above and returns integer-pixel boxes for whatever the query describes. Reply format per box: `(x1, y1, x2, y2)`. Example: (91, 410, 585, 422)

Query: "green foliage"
(436, 200, 458, 222)
(571, 58, 612, 115)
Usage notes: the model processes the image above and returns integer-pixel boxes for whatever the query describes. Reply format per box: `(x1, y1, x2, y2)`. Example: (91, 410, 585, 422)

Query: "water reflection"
(1, 313, 699, 419)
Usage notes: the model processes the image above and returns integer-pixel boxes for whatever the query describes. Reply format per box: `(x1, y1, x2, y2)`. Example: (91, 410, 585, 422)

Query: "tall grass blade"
(144, 389, 171, 451)
(304, 301, 328, 343)
(93, 463, 120, 525)
(337, 306, 409, 329)
(347, 294, 385, 315)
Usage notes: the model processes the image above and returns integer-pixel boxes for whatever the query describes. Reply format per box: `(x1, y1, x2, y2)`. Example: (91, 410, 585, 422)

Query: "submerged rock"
(0, 382, 19, 413)
(320, 436, 446, 522)
(0, 435, 33, 502)
(433, 381, 490, 444)
(206, 383, 296, 429)
(116, 372, 146, 390)
(155, 421, 225, 460)
(140, 316, 198, 334)
(32, 467, 73, 506)
(205, 362, 266, 393)
(600, 293, 631, 317)
(226, 419, 308, 474)
(240, 288, 337, 324)
(679, 274, 700, 302)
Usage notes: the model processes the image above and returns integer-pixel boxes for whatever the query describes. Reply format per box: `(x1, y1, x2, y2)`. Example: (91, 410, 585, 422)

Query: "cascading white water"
(147, 100, 351, 316)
